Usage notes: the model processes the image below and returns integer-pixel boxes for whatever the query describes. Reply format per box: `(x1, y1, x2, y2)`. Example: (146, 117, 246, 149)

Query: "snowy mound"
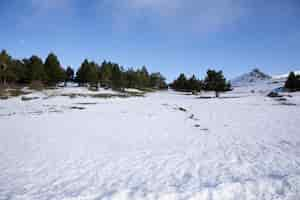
(273, 70, 300, 80)
(232, 68, 271, 87)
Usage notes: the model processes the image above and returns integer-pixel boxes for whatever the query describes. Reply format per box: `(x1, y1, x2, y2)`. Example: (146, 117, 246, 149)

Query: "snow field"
(0, 89, 300, 200)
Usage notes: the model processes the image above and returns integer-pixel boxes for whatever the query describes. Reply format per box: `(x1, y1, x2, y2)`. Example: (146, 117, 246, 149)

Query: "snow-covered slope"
(232, 68, 271, 87)
(273, 70, 300, 80)
(0, 89, 300, 200)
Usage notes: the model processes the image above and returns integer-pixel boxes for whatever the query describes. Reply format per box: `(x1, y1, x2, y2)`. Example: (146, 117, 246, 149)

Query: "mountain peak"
(249, 68, 271, 79)
(232, 68, 271, 86)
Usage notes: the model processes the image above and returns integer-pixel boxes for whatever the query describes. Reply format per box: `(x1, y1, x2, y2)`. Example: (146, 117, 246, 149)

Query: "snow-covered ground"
(0, 87, 300, 200)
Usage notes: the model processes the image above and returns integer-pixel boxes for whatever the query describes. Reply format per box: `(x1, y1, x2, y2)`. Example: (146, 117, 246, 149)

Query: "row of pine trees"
(170, 70, 232, 97)
(0, 50, 167, 90)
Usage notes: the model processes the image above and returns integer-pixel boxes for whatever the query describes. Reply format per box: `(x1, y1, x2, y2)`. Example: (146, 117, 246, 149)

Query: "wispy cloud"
(102, 0, 245, 33)
(18, 0, 73, 30)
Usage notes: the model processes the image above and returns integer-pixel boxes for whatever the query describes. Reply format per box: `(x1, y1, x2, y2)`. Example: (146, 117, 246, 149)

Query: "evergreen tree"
(0, 50, 13, 85)
(170, 73, 203, 92)
(0, 50, 169, 91)
(188, 74, 202, 92)
(150, 72, 168, 89)
(124, 68, 137, 88)
(66, 66, 74, 82)
(139, 66, 150, 87)
(171, 73, 188, 91)
(10, 59, 27, 84)
(285, 72, 300, 91)
(26, 55, 47, 82)
(87, 61, 99, 86)
(111, 63, 123, 89)
(99, 61, 113, 87)
(204, 69, 229, 97)
(75, 59, 98, 86)
(44, 53, 66, 85)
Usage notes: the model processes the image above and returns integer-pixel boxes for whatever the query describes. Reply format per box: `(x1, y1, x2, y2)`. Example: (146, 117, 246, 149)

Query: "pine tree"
(99, 61, 112, 87)
(171, 73, 188, 91)
(86, 61, 99, 86)
(188, 74, 202, 92)
(44, 53, 66, 85)
(27, 55, 47, 82)
(204, 69, 229, 97)
(140, 66, 150, 87)
(285, 72, 300, 91)
(0, 50, 13, 85)
(75, 59, 98, 86)
(66, 66, 74, 82)
(150, 72, 167, 89)
(10, 59, 27, 84)
(111, 63, 123, 89)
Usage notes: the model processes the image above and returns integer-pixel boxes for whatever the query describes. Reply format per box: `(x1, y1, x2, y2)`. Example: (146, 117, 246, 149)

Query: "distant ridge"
(231, 68, 271, 87)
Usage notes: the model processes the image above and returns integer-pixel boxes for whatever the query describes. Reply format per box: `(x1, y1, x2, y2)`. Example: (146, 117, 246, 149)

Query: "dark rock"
(178, 107, 187, 112)
(21, 96, 40, 101)
(70, 106, 86, 110)
(267, 91, 283, 98)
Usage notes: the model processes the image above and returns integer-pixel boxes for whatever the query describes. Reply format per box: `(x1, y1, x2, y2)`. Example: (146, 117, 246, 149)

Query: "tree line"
(0, 50, 167, 90)
(75, 60, 167, 90)
(170, 70, 231, 97)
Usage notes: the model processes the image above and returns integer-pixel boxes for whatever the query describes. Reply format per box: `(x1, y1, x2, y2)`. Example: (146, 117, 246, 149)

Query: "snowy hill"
(231, 68, 271, 87)
(273, 70, 300, 80)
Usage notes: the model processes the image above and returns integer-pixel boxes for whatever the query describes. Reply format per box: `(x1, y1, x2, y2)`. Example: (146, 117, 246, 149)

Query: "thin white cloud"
(18, 0, 73, 29)
(104, 0, 245, 33)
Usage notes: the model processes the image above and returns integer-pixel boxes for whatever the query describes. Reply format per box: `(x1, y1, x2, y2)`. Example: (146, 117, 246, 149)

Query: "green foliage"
(99, 61, 112, 87)
(75, 59, 99, 85)
(203, 69, 231, 97)
(285, 72, 300, 91)
(188, 75, 202, 92)
(66, 66, 74, 82)
(171, 73, 202, 92)
(171, 73, 187, 91)
(171, 70, 231, 96)
(97, 62, 167, 90)
(10, 60, 27, 83)
(111, 63, 124, 89)
(0, 50, 13, 84)
(0, 49, 167, 90)
(27, 55, 47, 82)
(44, 53, 66, 85)
(0, 50, 12, 65)
(149, 72, 168, 89)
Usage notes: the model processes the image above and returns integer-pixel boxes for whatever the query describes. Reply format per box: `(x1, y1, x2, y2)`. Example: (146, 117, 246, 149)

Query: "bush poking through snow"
(29, 81, 44, 91)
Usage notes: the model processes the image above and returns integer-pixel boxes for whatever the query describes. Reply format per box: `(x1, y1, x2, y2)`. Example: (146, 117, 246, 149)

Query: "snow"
(231, 69, 271, 87)
(273, 71, 300, 80)
(124, 88, 144, 93)
(1, 86, 300, 200)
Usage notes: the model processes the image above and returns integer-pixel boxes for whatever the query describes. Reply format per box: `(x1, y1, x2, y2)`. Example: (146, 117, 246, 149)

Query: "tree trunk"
(215, 91, 219, 98)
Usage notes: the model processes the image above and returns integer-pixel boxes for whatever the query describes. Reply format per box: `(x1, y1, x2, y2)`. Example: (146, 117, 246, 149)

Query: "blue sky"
(1, 0, 300, 81)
